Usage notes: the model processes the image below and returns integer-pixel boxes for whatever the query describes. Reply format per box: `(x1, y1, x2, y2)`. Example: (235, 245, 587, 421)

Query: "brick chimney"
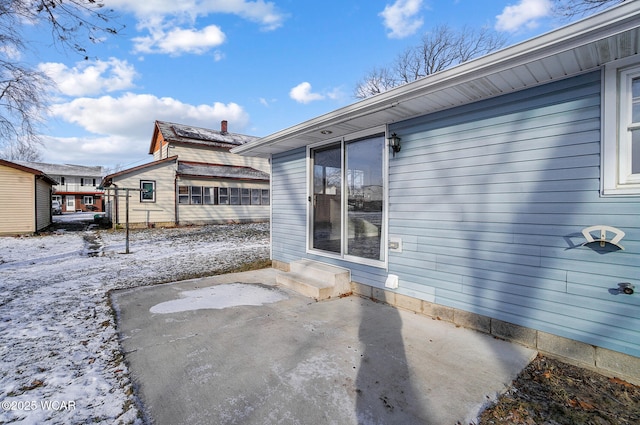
(221, 120, 228, 134)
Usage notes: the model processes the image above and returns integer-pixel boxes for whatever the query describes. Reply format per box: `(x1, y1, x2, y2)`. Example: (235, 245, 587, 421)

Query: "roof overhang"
(233, 2, 640, 158)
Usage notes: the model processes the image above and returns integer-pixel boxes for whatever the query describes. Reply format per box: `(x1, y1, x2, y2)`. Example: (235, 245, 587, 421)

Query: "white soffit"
(233, 2, 640, 158)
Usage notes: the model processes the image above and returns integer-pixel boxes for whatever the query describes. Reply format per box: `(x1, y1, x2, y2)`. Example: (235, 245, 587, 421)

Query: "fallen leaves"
(20, 379, 44, 391)
(478, 355, 640, 425)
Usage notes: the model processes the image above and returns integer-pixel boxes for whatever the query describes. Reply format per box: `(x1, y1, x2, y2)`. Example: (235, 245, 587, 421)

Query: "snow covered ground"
(0, 219, 270, 424)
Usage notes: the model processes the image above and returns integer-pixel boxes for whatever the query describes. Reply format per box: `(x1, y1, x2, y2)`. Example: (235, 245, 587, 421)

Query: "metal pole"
(125, 188, 130, 254)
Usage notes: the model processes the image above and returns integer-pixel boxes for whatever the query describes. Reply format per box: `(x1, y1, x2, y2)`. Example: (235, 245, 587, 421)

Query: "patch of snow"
(53, 212, 104, 223)
(149, 283, 287, 314)
(0, 222, 269, 424)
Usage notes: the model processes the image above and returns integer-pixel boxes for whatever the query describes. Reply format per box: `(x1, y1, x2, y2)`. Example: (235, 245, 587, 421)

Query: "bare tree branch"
(552, 0, 624, 18)
(354, 67, 398, 99)
(0, 0, 122, 161)
(355, 25, 506, 99)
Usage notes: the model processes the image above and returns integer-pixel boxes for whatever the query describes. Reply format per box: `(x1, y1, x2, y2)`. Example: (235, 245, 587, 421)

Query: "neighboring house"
(0, 159, 57, 235)
(101, 120, 270, 227)
(15, 161, 104, 213)
(233, 3, 640, 383)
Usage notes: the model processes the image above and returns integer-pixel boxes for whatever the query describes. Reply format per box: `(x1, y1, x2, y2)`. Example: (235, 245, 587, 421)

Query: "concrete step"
(277, 260, 351, 300)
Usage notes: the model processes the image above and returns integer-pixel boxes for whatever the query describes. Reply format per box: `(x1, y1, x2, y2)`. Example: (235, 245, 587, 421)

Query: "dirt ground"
(477, 355, 640, 425)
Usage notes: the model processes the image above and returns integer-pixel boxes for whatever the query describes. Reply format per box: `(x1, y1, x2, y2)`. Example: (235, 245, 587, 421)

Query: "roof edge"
(102, 156, 178, 185)
(0, 159, 58, 185)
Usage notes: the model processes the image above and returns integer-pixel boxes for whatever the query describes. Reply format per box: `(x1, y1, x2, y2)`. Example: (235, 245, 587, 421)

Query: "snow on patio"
(0, 221, 269, 424)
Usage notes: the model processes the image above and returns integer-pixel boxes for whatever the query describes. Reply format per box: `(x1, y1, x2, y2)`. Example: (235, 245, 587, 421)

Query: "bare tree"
(354, 67, 399, 99)
(3, 137, 43, 162)
(354, 25, 506, 99)
(552, 0, 624, 17)
(0, 0, 121, 161)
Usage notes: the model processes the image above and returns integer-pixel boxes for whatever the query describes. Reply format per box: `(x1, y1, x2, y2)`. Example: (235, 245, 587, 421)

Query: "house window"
(203, 187, 216, 204)
(81, 178, 97, 187)
(308, 132, 386, 266)
(178, 186, 189, 204)
(230, 188, 240, 205)
(83, 196, 94, 205)
(219, 187, 229, 204)
(602, 57, 640, 195)
(251, 189, 261, 204)
(141, 180, 156, 202)
(241, 188, 251, 205)
(52, 195, 62, 203)
(191, 186, 202, 204)
(59, 176, 65, 185)
(261, 189, 270, 205)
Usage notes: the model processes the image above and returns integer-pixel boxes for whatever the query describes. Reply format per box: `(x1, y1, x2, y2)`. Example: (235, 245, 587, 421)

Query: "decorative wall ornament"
(581, 225, 625, 250)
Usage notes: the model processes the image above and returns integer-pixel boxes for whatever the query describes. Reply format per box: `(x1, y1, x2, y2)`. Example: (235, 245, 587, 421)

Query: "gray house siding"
(271, 71, 640, 359)
(388, 71, 639, 358)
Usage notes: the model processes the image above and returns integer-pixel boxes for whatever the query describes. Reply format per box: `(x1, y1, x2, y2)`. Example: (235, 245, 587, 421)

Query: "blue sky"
(24, 0, 572, 170)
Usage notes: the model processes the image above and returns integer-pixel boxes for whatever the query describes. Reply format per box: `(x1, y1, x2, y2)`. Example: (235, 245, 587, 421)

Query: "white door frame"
(65, 195, 76, 212)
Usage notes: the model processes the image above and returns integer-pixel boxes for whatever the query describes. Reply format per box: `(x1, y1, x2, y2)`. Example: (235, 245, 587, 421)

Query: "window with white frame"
(83, 196, 94, 205)
(140, 180, 156, 202)
(308, 132, 386, 266)
(602, 57, 640, 195)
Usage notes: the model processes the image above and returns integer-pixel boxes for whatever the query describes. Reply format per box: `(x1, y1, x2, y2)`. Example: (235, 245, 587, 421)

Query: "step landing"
(276, 259, 351, 300)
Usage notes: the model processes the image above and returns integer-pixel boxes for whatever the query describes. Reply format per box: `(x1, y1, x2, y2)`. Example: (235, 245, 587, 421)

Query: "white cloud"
(49, 93, 249, 139)
(495, 0, 552, 33)
(43, 93, 250, 167)
(289, 82, 325, 104)
(132, 25, 226, 55)
(326, 87, 345, 102)
(380, 0, 424, 39)
(42, 134, 149, 168)
(109, 0, 286, 31)
(213, 50, 225, 61)
(38, 58, 138, 97)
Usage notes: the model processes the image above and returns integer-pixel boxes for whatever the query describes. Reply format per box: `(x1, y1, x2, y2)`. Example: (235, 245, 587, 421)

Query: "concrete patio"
(111, 268, 537, 424)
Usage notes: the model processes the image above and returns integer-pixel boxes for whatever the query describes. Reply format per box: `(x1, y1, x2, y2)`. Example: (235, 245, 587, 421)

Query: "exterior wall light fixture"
(388, 133, 401, 157)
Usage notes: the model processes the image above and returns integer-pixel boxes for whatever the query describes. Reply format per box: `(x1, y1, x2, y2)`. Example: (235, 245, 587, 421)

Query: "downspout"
(49, 187, 53, 225)
(174, 174, 179, 226)
(33, 175, 38, 233)
(112, 183, 119, 227)
(269, 154, 273, 261)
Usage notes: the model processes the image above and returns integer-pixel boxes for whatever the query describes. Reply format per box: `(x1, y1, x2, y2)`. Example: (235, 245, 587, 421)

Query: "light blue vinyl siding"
(270, 71, 640, 358)
(272, 148, 307, 262)
(388, 71, 640, 357)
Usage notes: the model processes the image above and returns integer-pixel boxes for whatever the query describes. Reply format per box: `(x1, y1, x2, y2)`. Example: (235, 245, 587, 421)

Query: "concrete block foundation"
(348, 280, 640, 386)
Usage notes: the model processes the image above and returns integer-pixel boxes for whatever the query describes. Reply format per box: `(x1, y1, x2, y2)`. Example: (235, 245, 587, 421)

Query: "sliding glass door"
(310, 134, 385, 265)
(312, 143, 342, 253)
